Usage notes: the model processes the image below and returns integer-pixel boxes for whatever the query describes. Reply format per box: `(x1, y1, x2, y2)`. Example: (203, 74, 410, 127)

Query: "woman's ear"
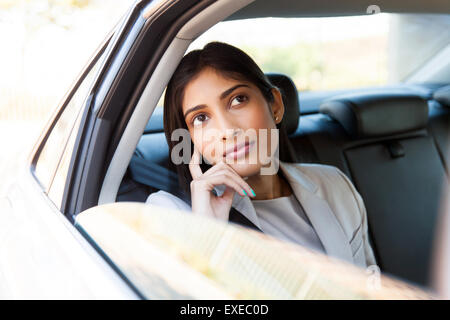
(270, 87, 285, 125)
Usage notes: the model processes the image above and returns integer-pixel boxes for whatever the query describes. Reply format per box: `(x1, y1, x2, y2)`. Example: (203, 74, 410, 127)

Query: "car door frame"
(3, 0, 183, 299)
(60, 0, 216, 220)
(0, 7, 143, 299)
(3, 0, 216, 299)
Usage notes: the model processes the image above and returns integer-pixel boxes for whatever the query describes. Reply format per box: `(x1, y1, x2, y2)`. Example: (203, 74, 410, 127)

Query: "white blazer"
(146, 161, 377, 269)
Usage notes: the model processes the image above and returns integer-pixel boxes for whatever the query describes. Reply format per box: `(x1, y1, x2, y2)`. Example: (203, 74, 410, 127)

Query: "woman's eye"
(192, 114, 209, 126)
(230, 94, 248, 107)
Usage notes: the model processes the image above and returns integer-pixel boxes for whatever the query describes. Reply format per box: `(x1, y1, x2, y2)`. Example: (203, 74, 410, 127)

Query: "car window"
(187, 13, 450, 91)
(76, 202, 434, 299)
(33, 44, 107, 198)
(47, 95, 87, 209)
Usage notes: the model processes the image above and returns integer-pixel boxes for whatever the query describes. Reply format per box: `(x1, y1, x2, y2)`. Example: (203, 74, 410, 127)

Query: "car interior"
(93, 0, 450, 290)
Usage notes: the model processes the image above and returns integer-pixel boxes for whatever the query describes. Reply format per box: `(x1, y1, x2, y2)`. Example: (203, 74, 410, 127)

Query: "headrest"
(433, 85, 450, 107)
(266, 73, 300, 134)
(319, 91, 429, 139)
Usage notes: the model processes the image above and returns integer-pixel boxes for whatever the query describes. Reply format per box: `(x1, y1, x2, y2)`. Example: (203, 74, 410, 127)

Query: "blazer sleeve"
(145, 190, 192, 213)
(334, 168, 378, 268)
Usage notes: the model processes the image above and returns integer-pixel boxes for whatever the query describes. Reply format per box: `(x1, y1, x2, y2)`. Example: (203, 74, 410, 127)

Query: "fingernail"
(250, 189, 256, 197)
(242, 189, 248, 197)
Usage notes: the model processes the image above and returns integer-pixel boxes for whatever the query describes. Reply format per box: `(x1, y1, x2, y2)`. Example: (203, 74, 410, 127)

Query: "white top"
(250, 194, 325, 254)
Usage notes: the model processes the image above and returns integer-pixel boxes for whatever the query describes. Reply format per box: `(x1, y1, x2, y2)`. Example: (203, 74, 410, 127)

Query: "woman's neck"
(245, 172, 293, 200)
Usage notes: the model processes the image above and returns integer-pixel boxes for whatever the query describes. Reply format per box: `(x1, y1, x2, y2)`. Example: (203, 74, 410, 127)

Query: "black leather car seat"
(318, 91, 449, 287)
(429, 85, 450, 174)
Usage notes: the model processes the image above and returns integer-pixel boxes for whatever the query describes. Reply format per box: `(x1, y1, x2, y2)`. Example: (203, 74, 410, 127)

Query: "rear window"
(187, 13, 450, 92)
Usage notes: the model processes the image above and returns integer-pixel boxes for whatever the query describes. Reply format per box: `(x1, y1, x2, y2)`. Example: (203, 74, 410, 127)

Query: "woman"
(146, 41, 377, 268)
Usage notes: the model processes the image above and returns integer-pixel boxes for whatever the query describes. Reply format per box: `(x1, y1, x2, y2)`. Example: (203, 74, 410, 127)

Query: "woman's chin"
(227, 162, 262, 178)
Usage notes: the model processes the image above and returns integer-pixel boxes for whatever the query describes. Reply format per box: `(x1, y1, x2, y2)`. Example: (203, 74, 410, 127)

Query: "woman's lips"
(223, 140, 255, 160)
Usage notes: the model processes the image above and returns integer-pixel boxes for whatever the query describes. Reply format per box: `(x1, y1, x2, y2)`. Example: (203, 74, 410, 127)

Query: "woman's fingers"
(208, 169, 254, 197)
(189, 148, 255, 197)
(202, 160, 234, 177)
(205, 160, 255, 197)
(193, 174, 247, 197)
(221, 186, 235, 202)
(188, 146, 203, 179)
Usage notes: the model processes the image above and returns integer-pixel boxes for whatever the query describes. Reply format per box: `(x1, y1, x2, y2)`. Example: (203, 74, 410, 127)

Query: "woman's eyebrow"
(184, 84, 249, 119)
(184, 105, 206, 119)
(219, 84, 249, 100)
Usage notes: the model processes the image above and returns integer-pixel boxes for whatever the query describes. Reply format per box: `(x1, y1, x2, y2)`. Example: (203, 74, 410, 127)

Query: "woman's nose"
(214, 113, 242, 141)
(221, 127, 243, 141)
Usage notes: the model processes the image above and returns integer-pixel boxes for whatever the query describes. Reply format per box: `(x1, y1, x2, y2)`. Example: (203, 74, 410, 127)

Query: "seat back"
(318, 91, 449, 286)
(429, 85, 450, 173)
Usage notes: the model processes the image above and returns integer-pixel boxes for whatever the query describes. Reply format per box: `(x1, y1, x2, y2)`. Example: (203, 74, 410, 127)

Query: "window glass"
(187, 14, 450, 91)
(34, 47, 106, 195)
(76, 202, 434, 299)
(47, 98, 85, 208)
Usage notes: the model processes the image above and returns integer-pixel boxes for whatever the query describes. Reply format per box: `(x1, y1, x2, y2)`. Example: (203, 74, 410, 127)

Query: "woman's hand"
(189, 147, 255, 221)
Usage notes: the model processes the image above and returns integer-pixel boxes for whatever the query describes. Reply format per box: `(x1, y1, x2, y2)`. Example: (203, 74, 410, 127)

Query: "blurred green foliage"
(243, 43, 325, 91)
(241, 36, 387, 91)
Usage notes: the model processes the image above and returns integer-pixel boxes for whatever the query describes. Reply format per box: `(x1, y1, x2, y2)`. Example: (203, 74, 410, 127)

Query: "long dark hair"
(163, 41, 295, 205)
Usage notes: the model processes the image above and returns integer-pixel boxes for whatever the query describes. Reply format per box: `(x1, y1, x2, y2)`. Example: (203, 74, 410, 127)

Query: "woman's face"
(182, 67, 285, 177)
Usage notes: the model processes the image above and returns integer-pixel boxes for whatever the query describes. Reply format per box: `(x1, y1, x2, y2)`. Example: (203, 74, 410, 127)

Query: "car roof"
(226, 0, 450, 20)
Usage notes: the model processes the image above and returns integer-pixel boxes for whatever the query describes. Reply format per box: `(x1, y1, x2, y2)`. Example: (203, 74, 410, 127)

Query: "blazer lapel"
(279, 161, 354, 264)
(214, 161, 354, 264)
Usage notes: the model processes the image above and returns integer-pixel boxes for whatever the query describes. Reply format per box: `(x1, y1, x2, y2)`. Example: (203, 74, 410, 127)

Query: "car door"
(0, 11, 138, 300)
(0, 36, 139, 299)
(0, 0, 217, 299)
